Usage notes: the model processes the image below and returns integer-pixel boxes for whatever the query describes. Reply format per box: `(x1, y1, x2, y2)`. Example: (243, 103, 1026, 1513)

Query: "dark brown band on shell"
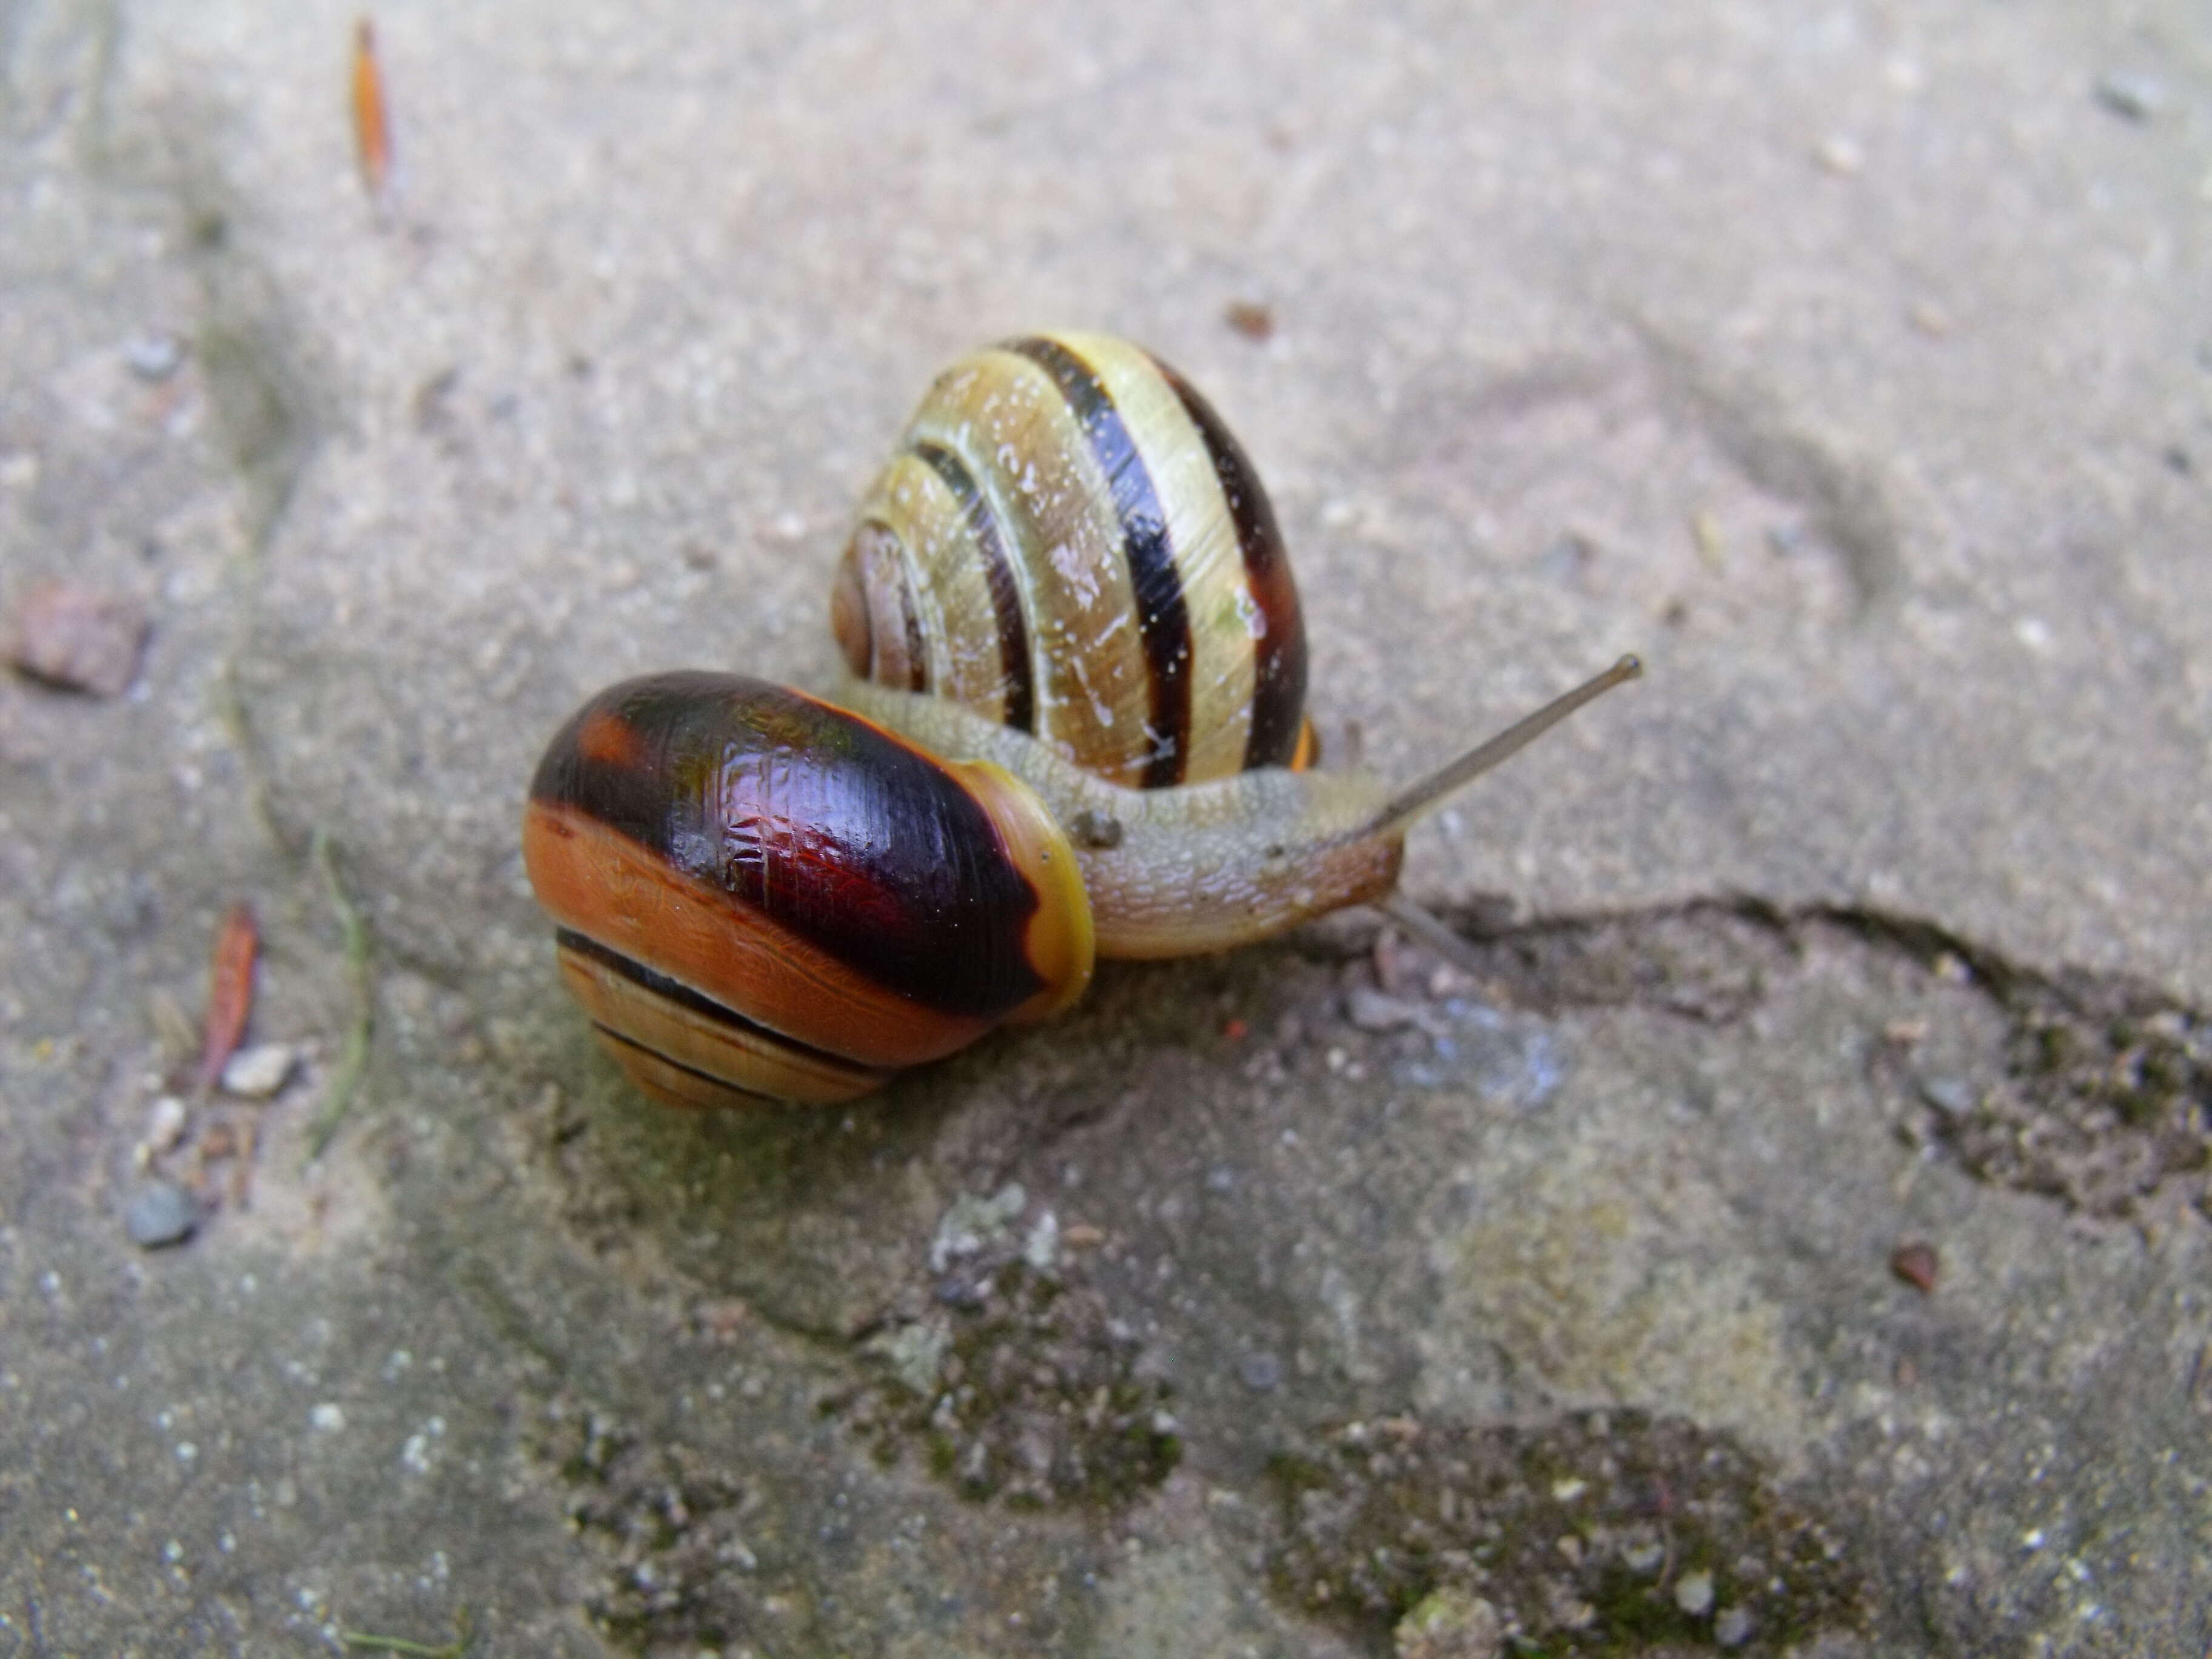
(913, 439, 1034, 734)
(592, 1022, 789, 1107)
(558, 927, 867, 1075)
(1155, 360, 1309, 770)
(1005, 334, 1195, 787)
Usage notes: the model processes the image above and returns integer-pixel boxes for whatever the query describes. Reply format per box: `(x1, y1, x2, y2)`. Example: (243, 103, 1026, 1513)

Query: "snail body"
(833, 676, 1401, 959)
(523, 332, 1639, 1107)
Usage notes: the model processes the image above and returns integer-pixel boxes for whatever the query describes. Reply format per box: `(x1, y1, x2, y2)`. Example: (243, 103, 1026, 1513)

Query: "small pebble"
(7, 580, 149, 697)
(2093, 70, 2163, 121)
(122, 332, 185, 381)
(1815, 134, 1863, 175)
(1223, 300, 1275, 341)
(145, 1094, 190, 1153)
(1908, 301, 1954, 337)
(126, 1181, 197, 1248)
(1714, 1606, 1755, 1648)
(1238, 1352, 1284, 1392)
(1021, 1210, 1059, 1271)
(1891, 1241, 1940, 1293)
(1673, 1569, 1715, 1617)
(1347, 988, 1423, 1032)
(1917, 1076, 1974, 1118)
(220, 1042, 295, 1099)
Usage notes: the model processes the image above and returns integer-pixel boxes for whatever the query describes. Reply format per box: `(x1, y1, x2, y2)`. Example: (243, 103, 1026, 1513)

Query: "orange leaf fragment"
(352, 18, 394, 207)
(195, 902, 259, 1091)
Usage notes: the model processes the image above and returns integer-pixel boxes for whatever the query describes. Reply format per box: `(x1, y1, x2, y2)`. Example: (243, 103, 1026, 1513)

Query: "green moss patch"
(841, 1262, 1181, 1510)
(1266, 1410, 1869, 1654)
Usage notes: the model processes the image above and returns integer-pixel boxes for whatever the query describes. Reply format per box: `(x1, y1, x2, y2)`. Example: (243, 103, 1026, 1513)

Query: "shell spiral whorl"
(830, 332, 1311, 792)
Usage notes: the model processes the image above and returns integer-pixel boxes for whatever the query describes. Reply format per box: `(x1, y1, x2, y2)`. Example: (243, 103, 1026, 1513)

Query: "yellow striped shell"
(830, 333, 1310, 791)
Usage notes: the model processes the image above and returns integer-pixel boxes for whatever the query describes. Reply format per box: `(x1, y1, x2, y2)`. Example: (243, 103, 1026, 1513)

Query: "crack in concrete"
(1436, 894, 2210, 1221)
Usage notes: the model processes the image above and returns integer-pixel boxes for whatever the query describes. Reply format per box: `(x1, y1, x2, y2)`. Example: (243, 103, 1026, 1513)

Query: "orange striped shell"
(521, 674, 1094, 1107)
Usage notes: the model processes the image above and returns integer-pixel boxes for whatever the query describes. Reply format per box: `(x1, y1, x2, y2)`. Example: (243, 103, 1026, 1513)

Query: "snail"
(522, 332, 1640, 1107)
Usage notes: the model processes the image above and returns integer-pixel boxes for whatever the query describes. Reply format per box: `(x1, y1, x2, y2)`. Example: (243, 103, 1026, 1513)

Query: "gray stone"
(1917, 1074, 1975, 1118)
(123, 1182, 196, 1248)
(122, 331, 185, 381)
(2093, 70, 2165, 121)
(1347, 987, 1424, 1031)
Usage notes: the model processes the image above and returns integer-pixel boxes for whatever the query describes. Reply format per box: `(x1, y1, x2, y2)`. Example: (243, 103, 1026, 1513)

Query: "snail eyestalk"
(1359, 654, 1643, 840)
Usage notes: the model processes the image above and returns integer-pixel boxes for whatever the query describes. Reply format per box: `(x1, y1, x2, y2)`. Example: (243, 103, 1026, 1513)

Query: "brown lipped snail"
(522, 332, 1640, 1107)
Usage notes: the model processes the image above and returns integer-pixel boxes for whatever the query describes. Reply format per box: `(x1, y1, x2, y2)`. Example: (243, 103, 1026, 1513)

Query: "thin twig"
(338, 1607, 474, 1656)
(306, 828, 374, 1162)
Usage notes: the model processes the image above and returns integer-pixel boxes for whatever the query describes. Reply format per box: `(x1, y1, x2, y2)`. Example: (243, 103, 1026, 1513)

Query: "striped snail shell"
(523, 333, 1641, 1108)
(523, 674, 1092, 1105)
(830, 333, 1313, 789)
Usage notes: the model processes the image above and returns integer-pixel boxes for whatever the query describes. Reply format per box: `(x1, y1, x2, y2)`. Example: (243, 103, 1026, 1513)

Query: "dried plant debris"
(352, 18, 397, 210)
(1267, 1410, 1871, 1654)
(538, 1404, 772, 1649)
(836, 1259, 1180, 1510)
(193, 900, 260, 1092)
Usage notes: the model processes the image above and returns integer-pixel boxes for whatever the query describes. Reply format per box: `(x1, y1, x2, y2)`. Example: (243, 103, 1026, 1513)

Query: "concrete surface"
(2, 1, 2208, 1654)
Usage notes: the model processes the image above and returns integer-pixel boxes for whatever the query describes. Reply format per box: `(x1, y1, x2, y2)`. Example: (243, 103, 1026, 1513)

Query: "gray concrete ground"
(2, 1, 2208, 1654)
